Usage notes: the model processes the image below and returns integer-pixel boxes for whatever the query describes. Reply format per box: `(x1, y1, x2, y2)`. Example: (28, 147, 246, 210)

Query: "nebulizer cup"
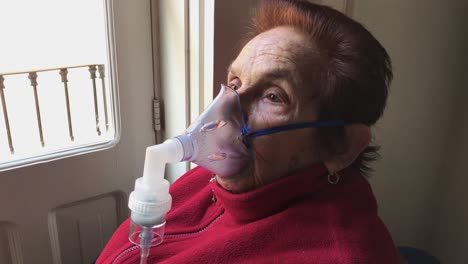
(127, 84, 250, 263)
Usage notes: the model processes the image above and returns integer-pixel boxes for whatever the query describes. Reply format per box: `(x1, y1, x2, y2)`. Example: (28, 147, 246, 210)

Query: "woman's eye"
(266, 93, 282, 103)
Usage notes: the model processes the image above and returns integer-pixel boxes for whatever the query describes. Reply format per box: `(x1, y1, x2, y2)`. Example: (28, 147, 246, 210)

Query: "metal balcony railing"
(0, 64, 109, 155)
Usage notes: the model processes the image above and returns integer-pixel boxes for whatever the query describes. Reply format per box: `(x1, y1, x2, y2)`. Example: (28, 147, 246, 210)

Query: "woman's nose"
(236, 89, 251, 123)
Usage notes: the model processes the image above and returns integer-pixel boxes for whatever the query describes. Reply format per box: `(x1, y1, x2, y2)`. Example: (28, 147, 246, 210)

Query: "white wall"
(157, 0, 190, 182)
(213, 0, 468, 262)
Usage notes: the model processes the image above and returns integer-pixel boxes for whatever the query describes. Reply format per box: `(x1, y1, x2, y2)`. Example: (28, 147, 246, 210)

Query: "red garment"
(97, 164, 399, 264)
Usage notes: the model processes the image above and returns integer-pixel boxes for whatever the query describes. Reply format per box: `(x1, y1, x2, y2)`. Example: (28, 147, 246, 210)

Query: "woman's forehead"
(230, 27, 315, 97)
(236, 27, 309, 64)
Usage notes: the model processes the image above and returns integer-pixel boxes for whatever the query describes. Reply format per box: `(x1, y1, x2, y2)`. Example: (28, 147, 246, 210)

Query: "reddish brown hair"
(245, 0, 393, 174)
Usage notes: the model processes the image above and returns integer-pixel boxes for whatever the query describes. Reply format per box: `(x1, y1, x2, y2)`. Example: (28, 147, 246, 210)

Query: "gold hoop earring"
(327, 172, 340, 185)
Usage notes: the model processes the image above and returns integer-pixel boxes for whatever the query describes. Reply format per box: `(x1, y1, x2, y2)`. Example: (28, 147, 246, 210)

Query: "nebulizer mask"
(127, 84, 344, 263)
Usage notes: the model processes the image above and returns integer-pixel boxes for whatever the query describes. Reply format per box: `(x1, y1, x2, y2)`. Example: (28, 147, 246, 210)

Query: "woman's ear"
(324, 124, 371, 173)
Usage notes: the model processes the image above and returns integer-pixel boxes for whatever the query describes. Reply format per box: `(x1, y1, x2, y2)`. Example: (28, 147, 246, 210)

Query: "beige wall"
(430, 74, 468, 263)
(213, 0, 258, 91)
(213, 0, 468, 262)
(351, 1, 468, 261)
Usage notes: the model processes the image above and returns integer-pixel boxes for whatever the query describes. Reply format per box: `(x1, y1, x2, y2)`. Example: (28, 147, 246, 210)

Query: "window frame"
(0, 0, 121, 172)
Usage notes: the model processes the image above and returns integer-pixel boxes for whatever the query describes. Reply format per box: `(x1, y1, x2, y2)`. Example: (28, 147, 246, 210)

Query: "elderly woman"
(98, 0, 398, 263)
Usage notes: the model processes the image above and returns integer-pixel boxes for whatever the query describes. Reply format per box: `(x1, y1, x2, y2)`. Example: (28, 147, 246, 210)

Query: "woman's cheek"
(245, 100, 291, 134)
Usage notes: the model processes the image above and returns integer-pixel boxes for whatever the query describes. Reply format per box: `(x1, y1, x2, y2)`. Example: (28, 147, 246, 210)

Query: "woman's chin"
(215, 167, 256, 193)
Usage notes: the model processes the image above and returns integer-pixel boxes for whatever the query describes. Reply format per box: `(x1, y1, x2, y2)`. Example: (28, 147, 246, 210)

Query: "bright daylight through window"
(0, 0, 118, 170)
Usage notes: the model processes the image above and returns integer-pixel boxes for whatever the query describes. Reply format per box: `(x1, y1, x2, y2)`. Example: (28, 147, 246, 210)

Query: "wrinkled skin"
(217, 26, 323, 193)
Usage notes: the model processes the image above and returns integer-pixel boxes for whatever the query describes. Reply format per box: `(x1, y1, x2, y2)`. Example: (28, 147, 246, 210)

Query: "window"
(0, 0, 119, 171)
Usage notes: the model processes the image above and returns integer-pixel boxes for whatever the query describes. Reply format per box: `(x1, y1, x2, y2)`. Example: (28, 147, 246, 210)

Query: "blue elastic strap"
(240, 125, 251, 136)
(245, 120, 346, 138)
(232, 85, 345, 139)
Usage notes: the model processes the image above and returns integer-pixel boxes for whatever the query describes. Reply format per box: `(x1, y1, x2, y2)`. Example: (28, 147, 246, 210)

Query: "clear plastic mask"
(176, 84, 251, 177)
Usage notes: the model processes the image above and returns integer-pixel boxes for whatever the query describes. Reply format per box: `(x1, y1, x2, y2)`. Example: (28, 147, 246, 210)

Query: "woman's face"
(218, 26, 322, 193)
